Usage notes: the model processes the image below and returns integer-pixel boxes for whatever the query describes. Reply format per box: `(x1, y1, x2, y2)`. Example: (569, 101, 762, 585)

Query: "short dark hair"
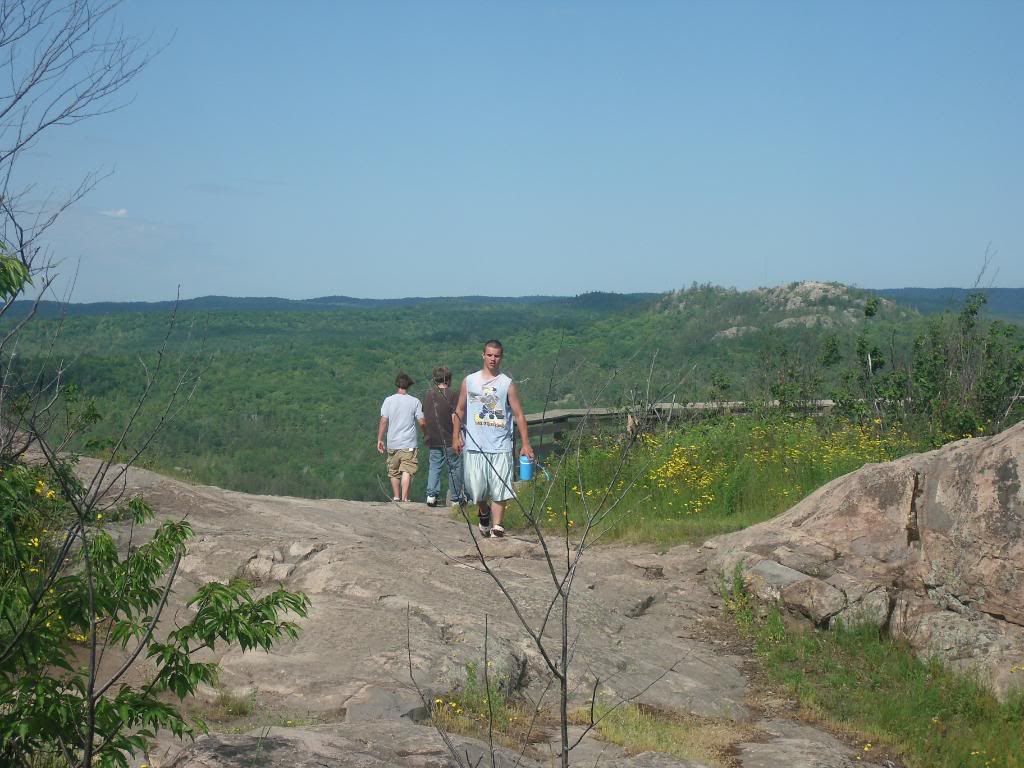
(432, 365, 451, 385)
(483, 339, 503, 353)
(395, 371, 414, 389)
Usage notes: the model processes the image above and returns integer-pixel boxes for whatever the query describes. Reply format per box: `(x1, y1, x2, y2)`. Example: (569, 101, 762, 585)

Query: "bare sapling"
(0, 4, 310, 765)
(410, 349, 692, 768)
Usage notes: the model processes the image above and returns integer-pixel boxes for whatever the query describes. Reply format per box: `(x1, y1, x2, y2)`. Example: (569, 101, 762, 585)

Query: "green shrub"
(0, 455, 310, 767)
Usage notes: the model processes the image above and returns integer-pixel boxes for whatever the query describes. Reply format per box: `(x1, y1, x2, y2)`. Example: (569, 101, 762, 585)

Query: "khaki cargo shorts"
(386, 448, 419, 477)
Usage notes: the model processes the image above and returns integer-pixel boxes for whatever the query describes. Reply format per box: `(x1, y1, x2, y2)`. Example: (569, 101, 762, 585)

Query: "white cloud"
(100, 208, 128, 218)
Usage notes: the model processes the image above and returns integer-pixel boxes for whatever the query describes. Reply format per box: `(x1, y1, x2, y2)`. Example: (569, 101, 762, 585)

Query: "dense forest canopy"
(5, 282, 1022, 501)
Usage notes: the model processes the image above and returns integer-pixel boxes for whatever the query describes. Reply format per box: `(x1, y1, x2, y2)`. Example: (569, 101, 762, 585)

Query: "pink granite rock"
(708, 421, 1024, 697)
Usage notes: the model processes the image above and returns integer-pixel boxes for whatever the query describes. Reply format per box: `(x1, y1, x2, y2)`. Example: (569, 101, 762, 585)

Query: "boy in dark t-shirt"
(422, 366, 464, 506)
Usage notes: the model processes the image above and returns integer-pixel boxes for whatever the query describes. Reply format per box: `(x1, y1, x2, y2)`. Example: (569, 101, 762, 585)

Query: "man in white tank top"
(453, 339, 534, 538)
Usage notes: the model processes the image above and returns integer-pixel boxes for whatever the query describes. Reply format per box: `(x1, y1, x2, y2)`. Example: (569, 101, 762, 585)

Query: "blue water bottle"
(519, 455, 534, 481)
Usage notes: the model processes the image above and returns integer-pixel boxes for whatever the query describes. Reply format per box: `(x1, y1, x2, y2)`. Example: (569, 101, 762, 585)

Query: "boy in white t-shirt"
(377, 371, 426, 502)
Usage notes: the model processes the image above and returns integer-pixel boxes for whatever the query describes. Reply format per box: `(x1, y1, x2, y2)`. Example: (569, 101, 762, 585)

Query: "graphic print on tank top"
(472, 384, 507, 428)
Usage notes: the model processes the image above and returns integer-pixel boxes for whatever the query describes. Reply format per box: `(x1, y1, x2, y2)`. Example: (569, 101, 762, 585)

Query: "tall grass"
(512, 414, 921, 544)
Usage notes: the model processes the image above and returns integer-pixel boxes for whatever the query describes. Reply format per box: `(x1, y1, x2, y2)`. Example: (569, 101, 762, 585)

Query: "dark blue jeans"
(426, 447, 465, 502)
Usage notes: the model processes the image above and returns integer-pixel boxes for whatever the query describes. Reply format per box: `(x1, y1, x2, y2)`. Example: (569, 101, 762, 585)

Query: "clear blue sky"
(20, 0, 1024, 303)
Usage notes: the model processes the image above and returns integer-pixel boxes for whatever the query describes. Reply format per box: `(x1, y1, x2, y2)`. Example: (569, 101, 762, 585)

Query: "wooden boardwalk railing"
(518, 399, 838, 467)
(524, 399, 837, 432)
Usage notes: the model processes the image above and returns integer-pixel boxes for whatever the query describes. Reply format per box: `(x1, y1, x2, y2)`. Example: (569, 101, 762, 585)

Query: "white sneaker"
(426, 495, 438, 507)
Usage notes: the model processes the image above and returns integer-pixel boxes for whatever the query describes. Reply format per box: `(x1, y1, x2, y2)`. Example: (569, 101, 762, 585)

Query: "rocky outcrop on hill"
(752, 281, 860, 312)
(705, 421, 1024, 697)
(662, 281, 913, 346)
(773, 315, 837, 329)
(712, 325, 758, 340)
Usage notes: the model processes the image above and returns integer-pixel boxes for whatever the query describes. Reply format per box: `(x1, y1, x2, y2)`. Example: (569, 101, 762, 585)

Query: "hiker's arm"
(416, 401, 426, 437)
(508, 383, 533, 460)
(452, 379, 468, 454)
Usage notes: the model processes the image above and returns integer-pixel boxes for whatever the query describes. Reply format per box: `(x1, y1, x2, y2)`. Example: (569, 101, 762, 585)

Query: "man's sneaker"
(426, 495, 438, 507)
(490, 524, 505, 538)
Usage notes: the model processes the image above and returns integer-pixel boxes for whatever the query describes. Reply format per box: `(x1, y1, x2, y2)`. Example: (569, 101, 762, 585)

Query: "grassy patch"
(572, 703, 759, 768)
(511, 414, 921, 545)
(728, 596, 1024, 768)
(206, 688, 255, 722)
(182, 687, 329, 734)
(430, 661, 544, 751)
(430, 665, 759, 766)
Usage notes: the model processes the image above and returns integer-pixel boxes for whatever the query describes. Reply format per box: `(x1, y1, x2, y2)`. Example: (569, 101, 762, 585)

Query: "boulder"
(707, 421, 1024, 697)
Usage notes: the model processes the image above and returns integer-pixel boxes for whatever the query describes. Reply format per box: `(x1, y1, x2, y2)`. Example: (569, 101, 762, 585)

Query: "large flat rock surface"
(83, 460, 889, 768)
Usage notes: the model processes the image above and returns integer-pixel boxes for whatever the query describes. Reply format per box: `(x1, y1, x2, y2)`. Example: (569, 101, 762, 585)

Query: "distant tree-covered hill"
(10, 291, 659, 318)
(15, 285, 1021, 322)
